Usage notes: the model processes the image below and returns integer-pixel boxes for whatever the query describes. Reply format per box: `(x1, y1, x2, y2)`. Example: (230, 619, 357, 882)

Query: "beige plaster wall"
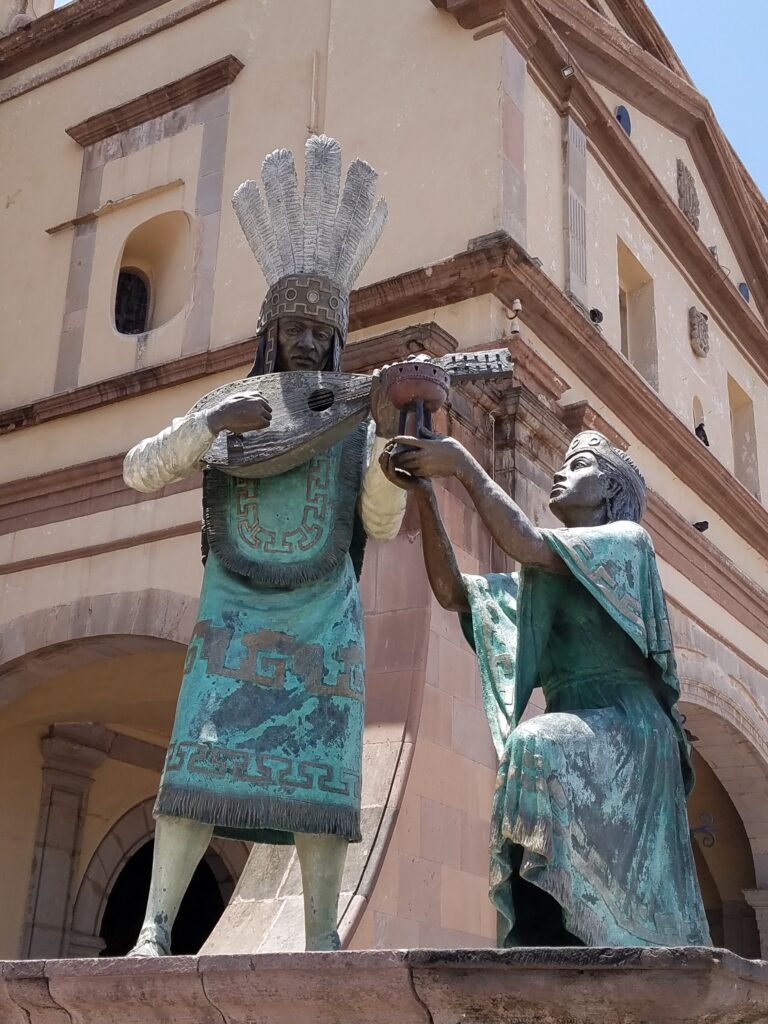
(0, 0, 502, 409)
(586, 156, 768, 501)
(524, 80, 565, 287)
(590, 81, 761, 327)
(0, 647, 184, 958)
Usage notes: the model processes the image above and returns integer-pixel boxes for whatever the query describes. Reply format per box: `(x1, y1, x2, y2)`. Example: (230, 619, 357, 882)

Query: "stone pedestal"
(0, 948, 765, 1023)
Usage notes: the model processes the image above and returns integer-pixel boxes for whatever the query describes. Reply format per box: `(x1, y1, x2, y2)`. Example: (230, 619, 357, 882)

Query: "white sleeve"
(123, 410, 216, 494)
(358, 425, 407, 541)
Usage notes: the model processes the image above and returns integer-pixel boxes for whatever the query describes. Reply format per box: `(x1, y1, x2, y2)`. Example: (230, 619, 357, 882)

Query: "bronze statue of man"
(123, 136, 404, 954)
(382, 429, 710, 947)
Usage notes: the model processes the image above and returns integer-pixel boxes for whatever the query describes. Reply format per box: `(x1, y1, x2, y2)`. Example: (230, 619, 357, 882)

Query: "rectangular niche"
(617, 238, 659, 390)
(727, 374, 761, 500)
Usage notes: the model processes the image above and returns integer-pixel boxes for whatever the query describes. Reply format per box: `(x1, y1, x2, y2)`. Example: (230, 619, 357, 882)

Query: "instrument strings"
(242, 377, 373, 424)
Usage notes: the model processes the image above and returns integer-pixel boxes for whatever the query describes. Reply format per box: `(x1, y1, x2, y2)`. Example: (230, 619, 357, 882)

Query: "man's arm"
(124, 390, 273, 494)
(123, 411, 217, 493)
(358, 430, 408, 540)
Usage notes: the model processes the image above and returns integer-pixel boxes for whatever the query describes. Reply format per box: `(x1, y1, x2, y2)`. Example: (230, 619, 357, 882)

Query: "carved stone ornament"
(689, 306, 709, 358)
(677, 159, 700, 231)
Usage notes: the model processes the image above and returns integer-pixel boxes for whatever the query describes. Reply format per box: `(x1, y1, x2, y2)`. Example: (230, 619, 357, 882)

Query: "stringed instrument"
(190, 348, 514, 479)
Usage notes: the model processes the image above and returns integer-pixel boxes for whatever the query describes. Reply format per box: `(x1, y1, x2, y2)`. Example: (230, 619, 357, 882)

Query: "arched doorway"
(99, 839, 227, 956)
(687, 747, 761, 957)
(70, 799, 249, 957)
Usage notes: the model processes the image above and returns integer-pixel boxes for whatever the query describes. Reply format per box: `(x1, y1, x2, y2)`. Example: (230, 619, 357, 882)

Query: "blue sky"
(646, 1, 767, 197)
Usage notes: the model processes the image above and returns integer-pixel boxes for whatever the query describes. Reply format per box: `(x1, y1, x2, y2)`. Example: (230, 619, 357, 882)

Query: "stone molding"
(20, 731, 109, 959)
(0, 948, 766, 1024)
(2, 235, 766, 564)
(0, 0, 231, 104)
(0, 590, 193, 705)
(0, 323, 454, 436)
(1, 325, 767, 647)
(65, 55, 243, 147)
(432, 0, 768, 322)
(0, 0, 172, 80)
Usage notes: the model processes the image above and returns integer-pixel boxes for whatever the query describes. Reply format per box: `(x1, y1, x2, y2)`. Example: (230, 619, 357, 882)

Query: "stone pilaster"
(743, 889, 768, 960)
(500, 35, 527, 246)
(21, 729, 109, 958)
(563, 114, 588, 312)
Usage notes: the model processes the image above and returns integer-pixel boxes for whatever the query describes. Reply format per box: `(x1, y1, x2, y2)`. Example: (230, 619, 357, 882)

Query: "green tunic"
(155, 427, 367, 844)
(461, 522, 711, 947)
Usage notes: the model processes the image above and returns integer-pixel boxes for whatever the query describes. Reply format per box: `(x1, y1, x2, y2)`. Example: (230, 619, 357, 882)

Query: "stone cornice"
(533, 0, 768, 307)
(432, 0, 768, 319)
(66, 55, 243, 147)
(0, 0, 170, 80)
(0, 323, 455, 437)
(602, 0, 689, 79)
(2, 235, 767, 559)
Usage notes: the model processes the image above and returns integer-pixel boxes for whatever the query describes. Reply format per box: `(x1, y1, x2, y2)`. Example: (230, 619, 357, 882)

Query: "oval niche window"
(114, 210, 192, 335)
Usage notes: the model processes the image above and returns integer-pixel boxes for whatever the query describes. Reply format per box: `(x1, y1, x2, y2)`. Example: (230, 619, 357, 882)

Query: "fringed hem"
(154, 788, 361, 844)
(203, 425, 367, 588)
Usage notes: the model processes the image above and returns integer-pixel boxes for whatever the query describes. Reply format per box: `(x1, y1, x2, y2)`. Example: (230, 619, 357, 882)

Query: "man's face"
(549, 450, 607, 524)
(274, 316, 335, 371)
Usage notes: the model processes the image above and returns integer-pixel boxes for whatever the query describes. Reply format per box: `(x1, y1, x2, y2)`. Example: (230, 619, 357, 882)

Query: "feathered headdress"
(232, 136, 388, 359)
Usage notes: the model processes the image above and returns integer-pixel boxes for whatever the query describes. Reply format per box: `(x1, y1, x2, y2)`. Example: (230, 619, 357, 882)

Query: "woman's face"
(549, 451, 609, 525)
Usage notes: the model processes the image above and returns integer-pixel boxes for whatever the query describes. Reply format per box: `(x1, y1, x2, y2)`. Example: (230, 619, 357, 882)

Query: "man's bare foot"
(306, 928, 341, 951)
(126, 925, 170, 957)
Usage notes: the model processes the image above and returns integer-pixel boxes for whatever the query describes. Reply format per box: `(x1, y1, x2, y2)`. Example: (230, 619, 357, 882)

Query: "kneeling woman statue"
(382, 429, 710, 948)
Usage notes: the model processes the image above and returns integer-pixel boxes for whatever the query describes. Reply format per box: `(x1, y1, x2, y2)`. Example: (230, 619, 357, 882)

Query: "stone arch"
(68, 798, 249, 957)
(668, 603, 768, 890)
(0, 589, 198, 710)
(678, 684, 768, 884)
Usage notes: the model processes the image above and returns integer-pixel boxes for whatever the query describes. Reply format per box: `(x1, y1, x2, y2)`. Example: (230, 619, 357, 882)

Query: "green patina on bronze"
(155, 429, 368, 844)
(461, 521, 711, 948)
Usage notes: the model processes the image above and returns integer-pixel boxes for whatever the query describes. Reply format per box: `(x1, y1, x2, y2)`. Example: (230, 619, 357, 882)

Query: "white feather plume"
(329, 158, 378, 285)
(302, 135, 341, 274)
(233, 137, 386, 293)
(232, 179, 281, 285)
(261, 148, 303, 276)
(343, 197, 388, 290)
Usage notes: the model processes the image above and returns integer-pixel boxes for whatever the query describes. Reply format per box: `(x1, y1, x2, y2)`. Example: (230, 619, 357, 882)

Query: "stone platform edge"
(0, 946, 766, 1023)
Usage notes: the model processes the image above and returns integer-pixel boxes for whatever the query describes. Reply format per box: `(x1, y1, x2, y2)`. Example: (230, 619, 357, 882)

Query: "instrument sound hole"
(307, 388, 335, 412)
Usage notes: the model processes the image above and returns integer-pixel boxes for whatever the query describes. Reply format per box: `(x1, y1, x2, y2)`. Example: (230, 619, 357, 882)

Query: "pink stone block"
(396, 854, 441, 924)
(419, 682, 453, 749)
(437, 637, 478, 705)
(419, 797, 463, 869)
(461, 814, 492, 877)
(452, 699, 496, 768)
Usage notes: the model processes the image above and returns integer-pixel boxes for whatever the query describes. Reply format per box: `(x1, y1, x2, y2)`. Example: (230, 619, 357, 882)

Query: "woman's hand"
(206, 392, 273, 434)
(379, 444, 433, 495)
(369, 367, 401, 438)
(388, 434, 469, 481)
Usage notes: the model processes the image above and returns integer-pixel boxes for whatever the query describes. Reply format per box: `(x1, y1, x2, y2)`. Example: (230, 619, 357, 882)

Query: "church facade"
(0, 0, 766, 961)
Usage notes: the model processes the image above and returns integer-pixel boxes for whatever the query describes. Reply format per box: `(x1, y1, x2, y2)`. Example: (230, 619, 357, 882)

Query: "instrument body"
(192, 348, 514, 479)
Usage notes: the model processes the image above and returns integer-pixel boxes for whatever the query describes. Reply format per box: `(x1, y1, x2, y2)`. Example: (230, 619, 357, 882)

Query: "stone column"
(21, 729, 109, 958)
(563, 113, 588, 314)
(743, 889, 768, 959)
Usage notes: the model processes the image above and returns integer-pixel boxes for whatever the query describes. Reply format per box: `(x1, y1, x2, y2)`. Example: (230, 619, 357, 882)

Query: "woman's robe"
(461, 521, 711, 947)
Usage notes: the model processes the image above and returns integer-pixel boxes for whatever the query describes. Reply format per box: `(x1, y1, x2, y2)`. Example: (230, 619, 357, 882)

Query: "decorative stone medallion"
(677, 159, 700, 231)
(689, 306, 709, 358)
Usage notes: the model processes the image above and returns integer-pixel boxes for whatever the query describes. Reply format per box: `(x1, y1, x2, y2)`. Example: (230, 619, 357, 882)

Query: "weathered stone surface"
(0, 948, 765, 1023)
